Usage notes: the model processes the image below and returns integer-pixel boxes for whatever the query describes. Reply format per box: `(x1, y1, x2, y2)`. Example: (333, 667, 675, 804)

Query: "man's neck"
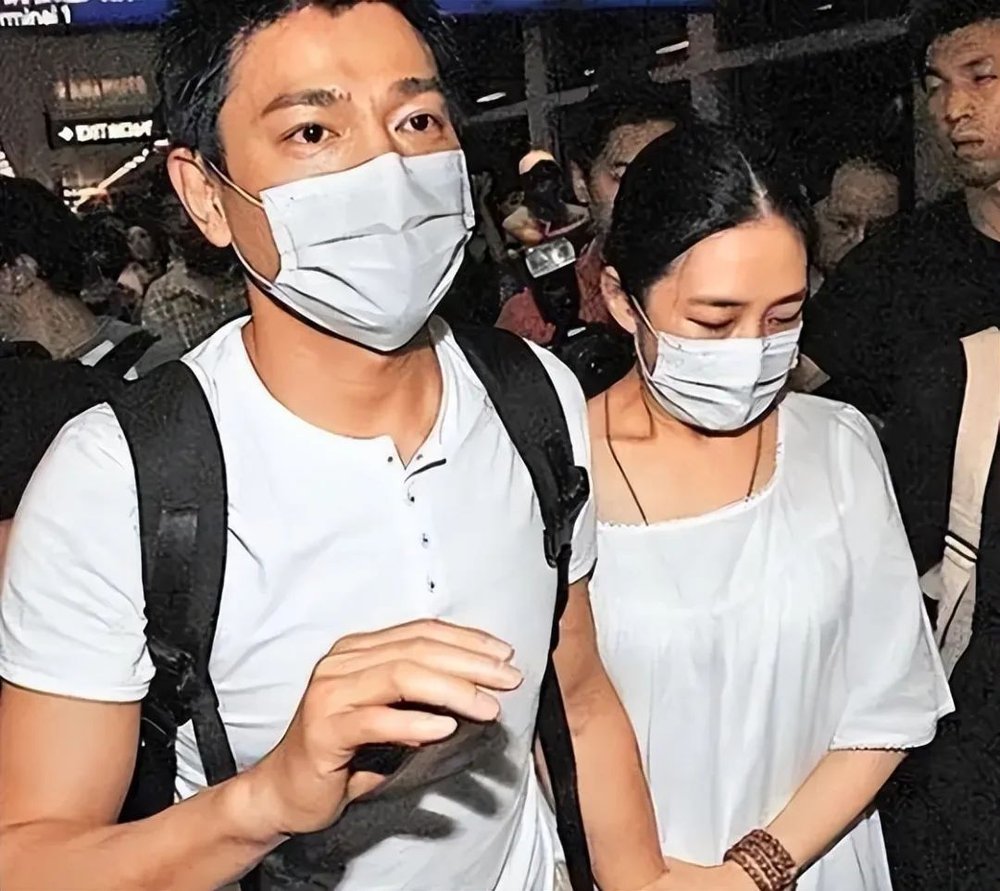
(6, 287, 100, 359)
(243, 291, 442, 461)
(966, 184, 1000, 243)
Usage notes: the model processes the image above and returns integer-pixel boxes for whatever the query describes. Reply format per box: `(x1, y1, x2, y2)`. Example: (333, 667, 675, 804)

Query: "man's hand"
(246, 620, 522, 836)
(655, 859, 757, 890)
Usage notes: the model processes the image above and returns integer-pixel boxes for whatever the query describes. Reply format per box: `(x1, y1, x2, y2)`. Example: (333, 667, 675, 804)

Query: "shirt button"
(428, 580, 436, 592)
(421, 533, 430, 547)
(387, 456, 395, 464)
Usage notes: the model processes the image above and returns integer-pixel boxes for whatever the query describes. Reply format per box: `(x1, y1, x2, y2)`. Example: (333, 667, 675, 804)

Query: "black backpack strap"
(97, 329, 158, 378)
(110, 361, 261, 891)
(451, 324, 594, 891)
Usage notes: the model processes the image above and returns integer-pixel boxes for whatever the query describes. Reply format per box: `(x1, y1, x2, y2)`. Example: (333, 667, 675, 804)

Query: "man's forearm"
(567, 675, 663, 891)
(0, 767, 285, 891)
(766, 749, 905, 871)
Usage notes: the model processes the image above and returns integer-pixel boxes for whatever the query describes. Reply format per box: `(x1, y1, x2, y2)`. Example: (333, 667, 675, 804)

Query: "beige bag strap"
(933, 328, 1000, 667)
(946, 328, 1000, 564)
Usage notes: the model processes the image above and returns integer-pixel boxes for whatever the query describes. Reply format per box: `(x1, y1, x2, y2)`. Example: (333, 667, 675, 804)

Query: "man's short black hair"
(157, 0, 462, 168)
(0, 178, 86, 295)
(910, 0, 1000, 74)
(562, 78, 687, 178)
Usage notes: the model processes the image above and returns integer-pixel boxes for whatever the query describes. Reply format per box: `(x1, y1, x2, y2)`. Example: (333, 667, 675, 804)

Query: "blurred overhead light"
(655, 40, 689, 55)
(816, 3, 833, 9)
(476, 91, 507, 104)
(583, 68, 595, 77)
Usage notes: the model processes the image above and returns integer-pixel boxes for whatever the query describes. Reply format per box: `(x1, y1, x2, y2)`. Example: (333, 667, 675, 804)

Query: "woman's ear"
(601, 266, 638, 336)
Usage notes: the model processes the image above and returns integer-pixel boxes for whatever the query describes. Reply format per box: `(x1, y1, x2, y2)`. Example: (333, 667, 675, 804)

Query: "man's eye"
(291, 123, 329, 144)
(975, 74, 997, 85)
(403, 113, 440, 134)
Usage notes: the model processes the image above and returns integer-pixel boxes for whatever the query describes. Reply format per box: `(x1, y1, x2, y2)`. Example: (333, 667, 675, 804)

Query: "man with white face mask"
(0, 3, 669, 891)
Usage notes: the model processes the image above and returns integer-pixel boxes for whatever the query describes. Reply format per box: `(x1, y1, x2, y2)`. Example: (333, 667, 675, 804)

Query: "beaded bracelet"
(723, 829, 798, 890)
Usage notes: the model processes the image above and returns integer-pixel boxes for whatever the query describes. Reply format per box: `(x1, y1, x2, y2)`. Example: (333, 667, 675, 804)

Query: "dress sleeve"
(0, 405, 153, 702)
(830, 406, 954, 751)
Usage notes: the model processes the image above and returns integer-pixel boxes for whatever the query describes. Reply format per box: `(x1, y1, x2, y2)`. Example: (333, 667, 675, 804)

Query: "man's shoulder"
(440, 320, 585, 417)
(38, 402, 134, 480)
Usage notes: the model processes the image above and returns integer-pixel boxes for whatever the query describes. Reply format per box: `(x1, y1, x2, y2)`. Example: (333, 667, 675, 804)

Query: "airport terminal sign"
(0, 0, 170, 30)
(0, 0, 707, 28)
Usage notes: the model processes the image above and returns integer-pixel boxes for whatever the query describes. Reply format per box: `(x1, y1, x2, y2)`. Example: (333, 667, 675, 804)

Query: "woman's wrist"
(719, 860, 762, 890)
(723, 829, 798, 891)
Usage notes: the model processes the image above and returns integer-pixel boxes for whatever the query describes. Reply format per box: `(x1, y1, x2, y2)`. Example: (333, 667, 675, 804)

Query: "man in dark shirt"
(878, 333, 1000, 888)
(496, 80, 680, 345)
(802, 0, 1000, 418)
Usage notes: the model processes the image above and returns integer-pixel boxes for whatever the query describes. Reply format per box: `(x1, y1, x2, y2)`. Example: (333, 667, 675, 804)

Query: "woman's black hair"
(604, 119, 812, 305)
(157, 0, 464, 169)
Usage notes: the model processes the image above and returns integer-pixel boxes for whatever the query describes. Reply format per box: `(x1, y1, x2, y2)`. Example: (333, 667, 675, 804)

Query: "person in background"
(140, 189, 248, 352)
(117, 220, 169, 304)
(811, 157, 900, 291)
(0, 178, 174, 373)
(0, 2, 670, 889)
(801, 0, 1000, 418)
(589, 122, 952, 890)
(877, 324, 1000, 888)
(78, 208, 137, 321)
(496, 79, 681, 345)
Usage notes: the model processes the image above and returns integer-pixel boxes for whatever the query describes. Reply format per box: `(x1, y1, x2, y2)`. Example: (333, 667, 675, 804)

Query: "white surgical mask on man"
(213, 149, 475, 352)
(633, 301, 801, 432)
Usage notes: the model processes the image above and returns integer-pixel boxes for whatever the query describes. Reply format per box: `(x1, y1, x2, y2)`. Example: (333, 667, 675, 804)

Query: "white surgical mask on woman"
(212, 149, 475, 352)
(633, 301, 802, 432)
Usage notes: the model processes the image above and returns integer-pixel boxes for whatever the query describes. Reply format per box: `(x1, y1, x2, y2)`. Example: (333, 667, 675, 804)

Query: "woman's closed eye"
(690, 317, 736, 333)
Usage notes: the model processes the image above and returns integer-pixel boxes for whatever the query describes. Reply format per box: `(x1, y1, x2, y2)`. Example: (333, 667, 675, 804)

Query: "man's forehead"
(602, 119, 674, 165)
(830, 172, 897, 216)
(929, 19, 1000, 69)
(224, 3, 437, 108)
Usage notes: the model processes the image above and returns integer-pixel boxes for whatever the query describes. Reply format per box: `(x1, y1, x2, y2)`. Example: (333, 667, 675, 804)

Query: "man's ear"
(166, 148, 232, 248)
(601, 266, 638, 336)
(570, 161, 590, 207)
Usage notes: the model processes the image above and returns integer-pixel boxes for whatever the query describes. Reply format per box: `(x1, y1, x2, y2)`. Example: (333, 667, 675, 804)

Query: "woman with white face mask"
(588, 122, 953, 891)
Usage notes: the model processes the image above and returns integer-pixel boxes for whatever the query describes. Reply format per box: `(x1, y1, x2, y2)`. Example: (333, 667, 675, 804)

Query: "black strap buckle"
(542, 461, 590, 567)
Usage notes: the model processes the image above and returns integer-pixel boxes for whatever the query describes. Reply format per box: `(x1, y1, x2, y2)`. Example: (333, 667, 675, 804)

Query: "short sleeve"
(830, 406, 954, 750)
(528, 343, 597, 584)
(0, 405, 153, 702)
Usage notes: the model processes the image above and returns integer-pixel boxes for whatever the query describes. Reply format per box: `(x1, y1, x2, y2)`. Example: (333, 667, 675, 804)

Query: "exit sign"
(47, 114, 156, 148)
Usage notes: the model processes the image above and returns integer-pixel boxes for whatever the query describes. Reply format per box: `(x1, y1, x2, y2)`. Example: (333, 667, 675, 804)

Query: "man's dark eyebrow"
(261, 87, 348, 117)
(391, 76, 444, 98)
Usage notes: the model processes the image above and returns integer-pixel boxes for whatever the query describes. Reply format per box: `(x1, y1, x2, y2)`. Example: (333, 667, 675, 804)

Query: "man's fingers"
(323, 639, 522, 691)
(332, 620, 513, 662)
(329, 704, 459, 757)
(325, 661, 502, 723)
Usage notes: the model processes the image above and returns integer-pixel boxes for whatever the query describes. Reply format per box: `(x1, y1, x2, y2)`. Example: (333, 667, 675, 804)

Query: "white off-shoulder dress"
(591, 394, 953, 890)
